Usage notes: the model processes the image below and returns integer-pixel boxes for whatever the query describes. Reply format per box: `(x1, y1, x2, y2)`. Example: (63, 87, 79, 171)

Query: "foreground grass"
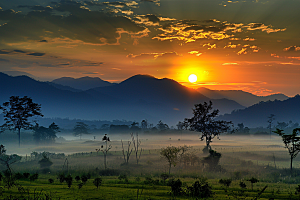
(1, 176, 300, 200)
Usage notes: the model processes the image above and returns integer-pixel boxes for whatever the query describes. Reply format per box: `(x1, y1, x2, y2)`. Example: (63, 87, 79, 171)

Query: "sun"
(188, 74, 197, 83)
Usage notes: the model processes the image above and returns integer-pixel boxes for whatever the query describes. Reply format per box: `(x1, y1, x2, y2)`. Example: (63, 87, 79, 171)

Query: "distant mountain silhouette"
(52, 76, 115, 91)
(218, 95, 300, 127)
(0, 73, 244, 125)
(87, 75, 245, 122)
(197, 87, 289, 107)
(47, 82, 82, 92)
(1, 71, 38, 80)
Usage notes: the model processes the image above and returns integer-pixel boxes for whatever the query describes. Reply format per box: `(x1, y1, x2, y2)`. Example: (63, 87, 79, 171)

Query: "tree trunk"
(104, 153, 107, 170)
(18, 128, 21, 147)
(169, 163, 171, 174)
(290, 156, 293, 175)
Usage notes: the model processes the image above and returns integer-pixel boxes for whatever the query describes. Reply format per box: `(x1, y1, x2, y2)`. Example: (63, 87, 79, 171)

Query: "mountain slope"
(218, 95, 300, 127)
(52, 76, 114, 91)
(197, 87, 289, 107)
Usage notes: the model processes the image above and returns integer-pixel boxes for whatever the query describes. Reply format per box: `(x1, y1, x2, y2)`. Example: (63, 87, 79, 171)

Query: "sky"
(0, 0, 300, 96)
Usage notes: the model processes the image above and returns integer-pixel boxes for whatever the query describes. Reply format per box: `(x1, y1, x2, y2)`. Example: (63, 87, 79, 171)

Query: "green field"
(1, 134, 300, 199)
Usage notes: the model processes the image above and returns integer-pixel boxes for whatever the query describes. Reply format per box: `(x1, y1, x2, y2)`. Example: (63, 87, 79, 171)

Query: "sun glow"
(188, 74, 197, 83)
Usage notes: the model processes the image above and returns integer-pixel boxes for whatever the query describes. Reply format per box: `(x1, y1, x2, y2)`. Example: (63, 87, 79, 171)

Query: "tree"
(0, 96, 43, 147)
(73, 122, 89, 139)
(156, 120, 169, 132)
(183, 101, 232, 151)
(267, 114, 275, 138)
(141, 120, 148, 131)
(98, 134, 112, 169)
(38, 152, 53, 169)
(33, 122, 60, 144)
(160, 146, 185, 174)
(274, 128, 300, 174)
(131, 132, 142, 165)
(121, 139, 133, 165)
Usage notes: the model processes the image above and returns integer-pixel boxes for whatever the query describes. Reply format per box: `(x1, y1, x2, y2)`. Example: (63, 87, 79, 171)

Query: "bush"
(75, 176, 80, 182)
(57, 173, 65, 183)
(118, 174, 128, 183)
(48, 179, 54, 184)
(93, 178, 102, 189)
(14, 172, 23, 180)
(23, 173, 30, 179)
(168, 179, 183, 196)
(65, 175, 72, 188)
(81, 175, 88, 184)
(187, 181, 213, 198)
(29, 174, 39, 182)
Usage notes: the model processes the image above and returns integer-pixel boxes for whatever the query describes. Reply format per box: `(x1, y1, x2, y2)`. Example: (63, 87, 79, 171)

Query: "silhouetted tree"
(93, 177, 102, 189)
(176, 121, 184, 131)
(156, 120, 169, 132)
(73, 122, 89, 139)
(33, 122, 59, 144)
(38, 152, 53, 169)
(130, 122, 141, 132)
(121, 139, 133, 165)
(183, 101, 232, 151)
(267, 114, 275, 138)
(98, 134, 112, 169)
(0, 96, 43, 146)
(274, 128, 300, 174)
(276, 121, 288, 130)
(141, 120, 148, 131)
(247, 177, 259, 191)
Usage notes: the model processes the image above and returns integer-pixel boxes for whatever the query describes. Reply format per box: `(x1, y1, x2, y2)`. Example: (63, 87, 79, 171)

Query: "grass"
(1, 134, 300, 199)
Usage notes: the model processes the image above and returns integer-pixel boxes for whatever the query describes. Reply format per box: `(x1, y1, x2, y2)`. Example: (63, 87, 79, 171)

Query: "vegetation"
(73, 122, 89, 139)
(274, 128, 300, 175)
(183, 101, 233, 151)
(0, 96, 43, 146)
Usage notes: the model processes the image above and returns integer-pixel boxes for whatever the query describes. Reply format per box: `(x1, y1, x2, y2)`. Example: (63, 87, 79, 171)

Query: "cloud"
(127, 51, 181, 59)
(27, 53, 46, 56)
(283, 46, 300, 52)
(0, 58, 9, 62)
(222, 63, 239, 65)
(0, 50, 10, 54)
(188, 51, 202, 56)
(0, 1, 147, 46)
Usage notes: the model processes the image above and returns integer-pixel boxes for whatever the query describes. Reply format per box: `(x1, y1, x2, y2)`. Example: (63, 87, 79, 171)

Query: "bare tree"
(131, 133, 142, 165)
(99, 134, 112, 169)
(267, 114, 275, 139)
(121, 139, 133, 165)
(274, 128, 300, 174)
(0, 96, 43, 147)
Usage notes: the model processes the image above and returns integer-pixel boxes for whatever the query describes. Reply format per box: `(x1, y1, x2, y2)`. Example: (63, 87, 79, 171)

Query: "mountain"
(218, 95, 300, 127)
(1, 71, 38, 80)
(51, 76, 115, 91)
(0, 73, 244, 125)
(87, 75, 245, 122)
(197, 87, 289, 107)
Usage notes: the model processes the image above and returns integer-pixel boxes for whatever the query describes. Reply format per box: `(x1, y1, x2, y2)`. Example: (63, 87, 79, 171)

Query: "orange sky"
(0, 0, 300, 96)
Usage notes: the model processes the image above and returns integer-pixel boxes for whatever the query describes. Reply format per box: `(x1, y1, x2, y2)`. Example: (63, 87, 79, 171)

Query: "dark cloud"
(13, 50, 26, 53)
(27, 53, 46, 56)
(0, 58, 9, 62)
(0, 50, 10, 54)
(283, 46, 300, 52)
(0, 1, 146, 45)
(39, 40, 48, 42)
(145, 14, 160, 23)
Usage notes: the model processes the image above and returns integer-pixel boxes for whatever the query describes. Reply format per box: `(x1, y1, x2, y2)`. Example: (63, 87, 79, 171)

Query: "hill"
(52, 76, 115, 91)
(218, 95, 300, 127)
(197, 87, 289, 107)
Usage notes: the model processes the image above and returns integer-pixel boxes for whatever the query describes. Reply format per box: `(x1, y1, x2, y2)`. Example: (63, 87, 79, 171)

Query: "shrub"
(48, 179, 54, 184)
(93, 178, 102, 189)
(14, 172, 23, 180)
(187, 181, 213, 198)
(75, 176, 80, 182)
(23, 173, 30, 179)
(81, 175, 88, 184)
(65, 175, 72, 188)
(58, 173, 65, 183)
(118, 174, 128, 183)
(168, 179, 183, 196)
(29, 174, 39, 182)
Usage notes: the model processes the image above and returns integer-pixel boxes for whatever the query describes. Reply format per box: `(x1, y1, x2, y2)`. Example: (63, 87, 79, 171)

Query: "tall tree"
(274, 128, 300, 175)
(73, 122, 89, 140)
(267, 114, 275, 138)
(0, 96, 43, 147)
(184, 101, 232, 151)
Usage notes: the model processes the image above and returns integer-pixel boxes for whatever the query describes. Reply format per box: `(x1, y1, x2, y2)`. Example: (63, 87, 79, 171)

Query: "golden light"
(188, 74, 197, 83)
